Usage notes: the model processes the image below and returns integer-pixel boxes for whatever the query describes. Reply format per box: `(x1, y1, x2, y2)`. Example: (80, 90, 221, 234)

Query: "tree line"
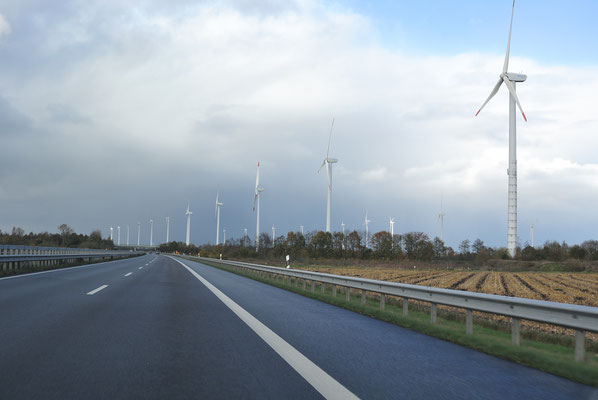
(0, 225, 114, 249)
(158, 230, 598, 266)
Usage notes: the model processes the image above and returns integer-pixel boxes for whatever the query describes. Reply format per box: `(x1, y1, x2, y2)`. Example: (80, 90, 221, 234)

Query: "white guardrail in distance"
(0, 245, 145, 263)
(193, 257, 598, 362)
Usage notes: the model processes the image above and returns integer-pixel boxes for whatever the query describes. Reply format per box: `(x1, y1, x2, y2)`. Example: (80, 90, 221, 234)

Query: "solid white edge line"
(124, 272, 132, 277)
(87, 284, 109, 295)
(0, 254, 151, 281)
(169, 256, 359, 400)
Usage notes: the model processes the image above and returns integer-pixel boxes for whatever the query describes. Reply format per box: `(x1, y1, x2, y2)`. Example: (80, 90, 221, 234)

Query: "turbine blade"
(326, 117, 335, 158)
(317, 159, 326, 173)
(476, 78, 503, 116)
(255, 162, 260, 189)
(253, 193, 257, 211)
(503, 0, 516, 73)
(502, 76, 528, 121)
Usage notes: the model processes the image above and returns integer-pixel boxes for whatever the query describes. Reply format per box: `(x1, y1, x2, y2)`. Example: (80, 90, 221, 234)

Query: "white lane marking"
(87, 285, 108, 295)
(170, 257, 359, 400)
(124, 272, 132, 277)
(138, 267, 143, 270)
(145, 263, 149, 266)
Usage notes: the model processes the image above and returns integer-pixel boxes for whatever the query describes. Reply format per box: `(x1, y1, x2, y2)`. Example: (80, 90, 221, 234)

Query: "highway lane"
(0, 254, 595, 399)
(0, 254, 321, 399)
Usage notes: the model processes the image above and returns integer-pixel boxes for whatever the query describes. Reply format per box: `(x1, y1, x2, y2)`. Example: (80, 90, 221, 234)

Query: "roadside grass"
(0, 254, 144, 278)
(187, 257, 598, 388)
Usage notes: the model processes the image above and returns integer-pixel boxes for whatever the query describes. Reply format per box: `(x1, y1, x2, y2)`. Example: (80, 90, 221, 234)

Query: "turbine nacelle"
(504, 72, 527, 82)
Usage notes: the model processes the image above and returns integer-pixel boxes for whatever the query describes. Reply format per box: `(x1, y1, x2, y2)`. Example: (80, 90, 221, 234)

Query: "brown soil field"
(296, 265, 598, 341)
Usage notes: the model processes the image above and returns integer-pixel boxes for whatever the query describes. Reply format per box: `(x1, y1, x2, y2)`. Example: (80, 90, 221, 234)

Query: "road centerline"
(170, 256, 359, 400)
(124, 272, 132, 277)
(86, 285, 108, 295)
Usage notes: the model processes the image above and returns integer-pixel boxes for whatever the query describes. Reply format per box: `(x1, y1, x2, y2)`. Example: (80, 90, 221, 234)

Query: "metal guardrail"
(0, 244, 145, 263)
(194, 256, 598, 362)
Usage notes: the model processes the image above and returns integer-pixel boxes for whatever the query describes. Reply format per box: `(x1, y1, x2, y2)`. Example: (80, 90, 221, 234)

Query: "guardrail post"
(311, 281, 315, 292)
(430, 304, 437, 324)
(303, 279, 306, 290)
(575, 330, 585, 362)
(511, 318, 520, 346)
(320, 282, 325, 294)
(402, 298, 408, 316)
(361, 290, 366, 305)
(465, 309, 473, 335)
(380, 294, 385, 310)
(332, 285, 337, 297)
(346, 287, 350, 301)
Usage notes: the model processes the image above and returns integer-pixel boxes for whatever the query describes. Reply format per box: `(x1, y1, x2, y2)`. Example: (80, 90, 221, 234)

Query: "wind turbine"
(244, 228, 248, 246)
(110, 226, 114, 241)
(389, 217, 395, 249)
(364, 211, 371, 248)
(126, 225, 130, 246)
(530, 224, 534, 248)
(272, 225, 276, 242)
(300, 225, 304, 235)
(117, 226, 121, 246)
(253, 162, 264, 251)
(149, 220, 153, 247)
(137, 222, 140, 246)
(438, 198, 446, 242)
(165, 217, 170, 243)
(341, 221, 345, 235)
(185, 204, 192, 246)
(215, 192, 223, 245)
(476, 0, 527, 258)
(223, 228, 226, 245)
(318, 118, 338, 233)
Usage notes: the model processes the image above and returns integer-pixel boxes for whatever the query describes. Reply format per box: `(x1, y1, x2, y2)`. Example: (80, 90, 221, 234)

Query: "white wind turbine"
(530, 224, 534, 248)
(364, 211, 371, 248)
(215, 192, 223, 245)
(253, 162, 264, 251)
(165, 217, 170, 243)
(272, 225, 276, 241)
(223, 229, 226, 245)
(389, 217, 395, 249)
(318, 118, 338, 233)
(126, 225, 130, 246)
(149, 220, 153, 247)
(341, 221, 345, 235)
(110, 226, 114, 241)
(137, 222, 140, 246)
(185, 204, 192, 246)
(117, 226, 121, 246)
(300, 225, 304, 235)
(438, 198, 446, 242)
(476, 0, 527, 258)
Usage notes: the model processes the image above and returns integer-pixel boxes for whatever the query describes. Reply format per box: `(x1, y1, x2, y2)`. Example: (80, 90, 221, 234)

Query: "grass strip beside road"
(187, 257, 598, 388)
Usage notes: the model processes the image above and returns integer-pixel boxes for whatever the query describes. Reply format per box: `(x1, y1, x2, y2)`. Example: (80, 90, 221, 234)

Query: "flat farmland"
(296, 265, 598, 340)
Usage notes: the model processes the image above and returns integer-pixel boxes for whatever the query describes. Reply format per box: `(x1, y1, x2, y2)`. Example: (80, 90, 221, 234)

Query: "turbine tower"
(165, 217, 170, 243)
(341, 221, 345, 235)
(389, 217, 395, 249)
(476, 0, 527, 258)
(126, 225, 130, 246)
(438, 198, 446, 242)
(185, 204, 192, 246)
(318, 118, 338, 233)
(215, 192, 223, 245)
(149, 219, 153, 247)
(253, 162, 264, 251)
(137, 222, 140, 247)
(272, 225, 276, 241)
(530, 224, 534, 248)
(300, 225, 304, 235)
(110, 226, 114, 241)
(223, 229, 226, 245)
(117, 226, 121, 246)
(364, 211, 371, 248)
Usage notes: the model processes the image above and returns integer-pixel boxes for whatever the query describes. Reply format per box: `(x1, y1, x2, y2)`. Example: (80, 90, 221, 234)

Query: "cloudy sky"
(1, 0, 597, 249)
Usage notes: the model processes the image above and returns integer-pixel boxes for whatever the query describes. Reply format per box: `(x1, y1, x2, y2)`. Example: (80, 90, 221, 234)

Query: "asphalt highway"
(0, 254, 596, 399)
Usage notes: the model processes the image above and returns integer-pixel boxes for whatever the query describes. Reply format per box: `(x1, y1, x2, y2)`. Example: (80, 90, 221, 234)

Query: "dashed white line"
(138, 267, 143, 270)
(86, 285, 108, 295)
(170, 257, 359, 400)
(124, 272, 132, 277)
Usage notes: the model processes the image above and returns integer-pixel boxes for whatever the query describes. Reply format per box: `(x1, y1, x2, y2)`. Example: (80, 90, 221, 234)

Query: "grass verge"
(185, 257, 598, 387)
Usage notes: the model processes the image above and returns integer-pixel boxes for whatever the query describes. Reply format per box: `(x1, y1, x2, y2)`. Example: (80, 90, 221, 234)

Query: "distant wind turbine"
(530, 224, 534, 248)
(137, 222, 140, 246)
(165, 217, 170, 243)
(364, 211, 370, 248)
(272, 225, 276, 241)
(300, 225, 304, 235)
(476, 0, 527, 258)
(117, 226, 121, 246)
(438, 198, 446, 242)
(215, 192, 223, 245)
(223, 228, 226, 245)
(110, 226, 113, 241)
(253, 162, 264, 251)
(149, 219, 153, 247)
(185, 204, 192, 246)
(126, 225, 130, 246)
(341, 221, 345, 235)
(389, 217, 395, 249)
(318, 118, 338, 233)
